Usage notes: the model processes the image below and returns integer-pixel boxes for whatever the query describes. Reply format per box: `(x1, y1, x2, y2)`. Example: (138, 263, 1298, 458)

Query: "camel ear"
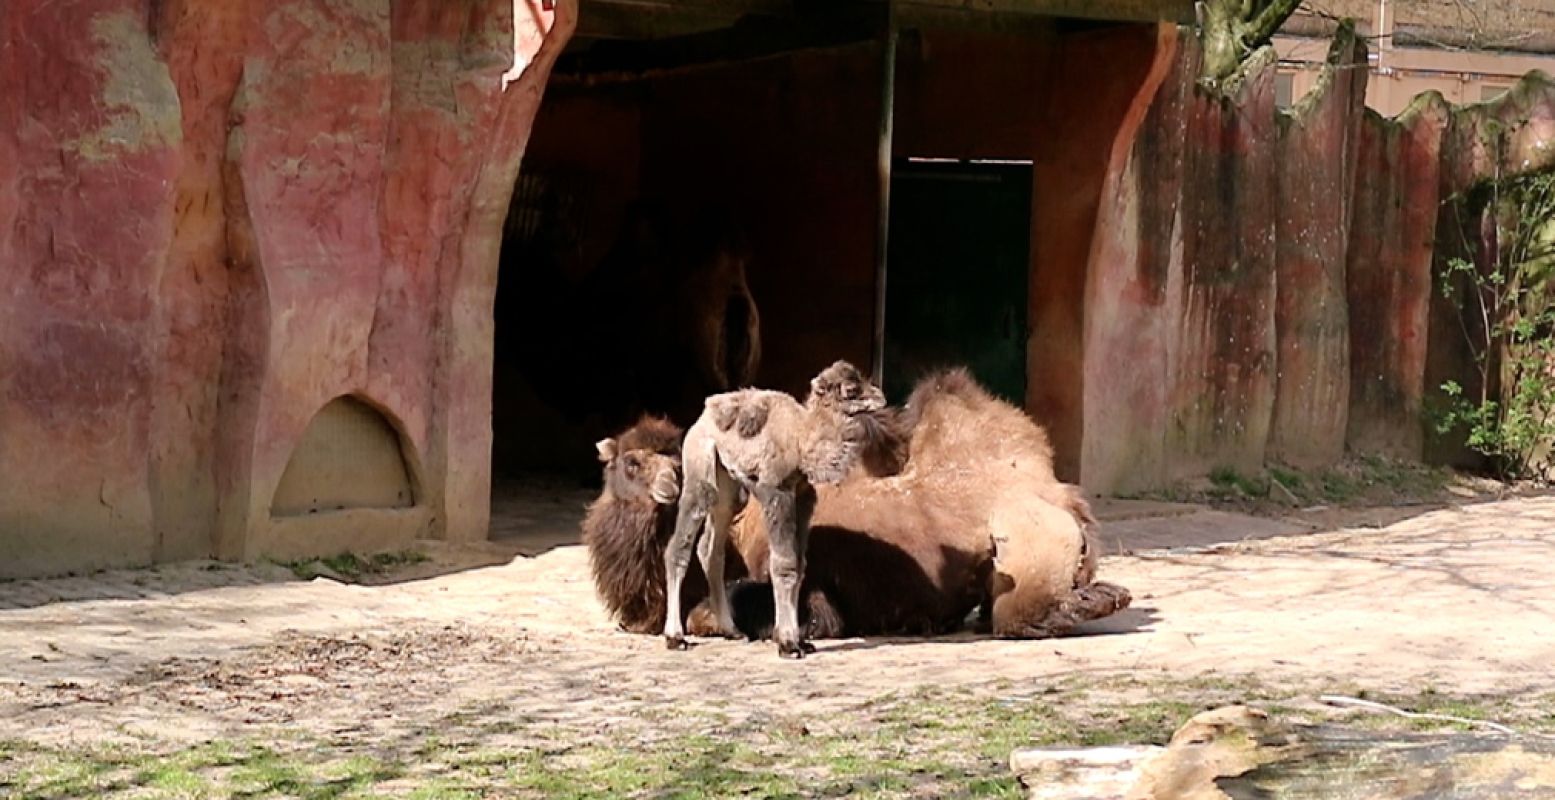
(595, 438, 618, 463)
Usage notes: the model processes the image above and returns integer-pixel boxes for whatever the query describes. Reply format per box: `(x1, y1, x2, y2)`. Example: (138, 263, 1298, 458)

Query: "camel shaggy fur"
(882, 369, 1128, 638)
(663, 360, 886, 658)
(583, 368, 1131, 643)
(581, 416, 698, 634)
(583, 416, 843, 639)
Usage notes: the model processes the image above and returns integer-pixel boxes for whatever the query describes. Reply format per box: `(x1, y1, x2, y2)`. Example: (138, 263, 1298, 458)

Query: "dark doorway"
(883, 159, 1033, 406)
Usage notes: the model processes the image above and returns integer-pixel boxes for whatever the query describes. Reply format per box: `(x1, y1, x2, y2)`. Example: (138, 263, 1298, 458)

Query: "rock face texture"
(0, 0, 574, 578)
(1081, 26, 1555, 493)
(5, 3, 1554, 577)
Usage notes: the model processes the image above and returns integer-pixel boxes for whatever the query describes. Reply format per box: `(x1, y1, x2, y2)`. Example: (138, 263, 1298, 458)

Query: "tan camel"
(585, 368, 1131, 643)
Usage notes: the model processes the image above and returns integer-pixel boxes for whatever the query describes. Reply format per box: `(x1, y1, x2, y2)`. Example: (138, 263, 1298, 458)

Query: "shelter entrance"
(883, 159, 1033, 407)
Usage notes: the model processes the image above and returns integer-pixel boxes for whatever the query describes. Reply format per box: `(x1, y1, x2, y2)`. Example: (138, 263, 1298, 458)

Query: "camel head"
(793, 361, 891, 486)
(595, 415, 684, 506)
(806, 360, 886, 418)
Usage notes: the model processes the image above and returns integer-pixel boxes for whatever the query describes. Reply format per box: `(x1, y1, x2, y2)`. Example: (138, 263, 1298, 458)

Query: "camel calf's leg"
(663, 483, 711, 650)
(755, 482, 813, 658)
(696, 461, 741, 638)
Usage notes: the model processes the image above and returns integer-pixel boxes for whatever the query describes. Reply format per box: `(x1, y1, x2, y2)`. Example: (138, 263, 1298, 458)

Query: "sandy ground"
(2, 495, 1553, 749)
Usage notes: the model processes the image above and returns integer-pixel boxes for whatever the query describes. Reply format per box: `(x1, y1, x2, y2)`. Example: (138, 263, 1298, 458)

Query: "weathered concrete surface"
(1083, 36, 1555, 492)
(270, 397, 415, 516)
(1026, 23, 1171, 481)
(0, 0, 575, 578)
(1269, 27, 1367, 467)
(152, 0, 248, 567)
(3, 496, 1554, 747)
(1083, 31, 1281, 492)
(0, 3, 180, 576)
(1168, 52, 1283, 482)
(1345, 98, 1448, 460)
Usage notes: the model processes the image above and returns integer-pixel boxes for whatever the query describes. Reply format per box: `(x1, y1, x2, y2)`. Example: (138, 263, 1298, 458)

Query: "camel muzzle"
(650, 466, 680, 505)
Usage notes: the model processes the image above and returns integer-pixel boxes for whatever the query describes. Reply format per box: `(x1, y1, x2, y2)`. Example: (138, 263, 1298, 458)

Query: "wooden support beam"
(578, 0, 791, 41)
(892, 0, 1194, 26)
(576, 0, 1192, 43)
(871, 8, 898, 388)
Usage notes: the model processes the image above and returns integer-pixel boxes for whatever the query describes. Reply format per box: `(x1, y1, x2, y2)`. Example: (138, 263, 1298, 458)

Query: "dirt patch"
(3, 496, 1554, 796)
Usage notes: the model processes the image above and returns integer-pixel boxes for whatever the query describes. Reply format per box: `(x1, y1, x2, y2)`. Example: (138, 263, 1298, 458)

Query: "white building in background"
(1274, 0, 1555, 115)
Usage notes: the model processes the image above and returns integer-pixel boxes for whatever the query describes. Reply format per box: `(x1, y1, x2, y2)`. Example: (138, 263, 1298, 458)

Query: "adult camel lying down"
(582, 369, 1131, 641)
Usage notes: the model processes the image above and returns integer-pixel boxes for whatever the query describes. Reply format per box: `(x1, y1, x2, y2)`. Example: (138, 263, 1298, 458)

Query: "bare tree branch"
(1248, 0, 1307, 49)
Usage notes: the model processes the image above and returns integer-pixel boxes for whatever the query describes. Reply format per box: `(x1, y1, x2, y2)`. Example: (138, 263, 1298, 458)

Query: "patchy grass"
(1335, 686, 1555, 735)
(5, 680, 1552, 799)
(0, 681, 1197, 799)
(281, 551, 431, 582)
(1133, 455, 1472, 511)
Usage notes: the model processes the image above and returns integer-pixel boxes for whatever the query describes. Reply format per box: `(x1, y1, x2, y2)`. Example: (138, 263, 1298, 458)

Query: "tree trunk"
(1197, 0, 1305, 88)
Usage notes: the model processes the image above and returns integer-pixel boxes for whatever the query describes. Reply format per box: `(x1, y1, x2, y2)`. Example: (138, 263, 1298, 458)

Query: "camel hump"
(735, 399, 770, 438)
(707, 392, 771, 438)
(907, 367, 983, 407)
(708, 394, 741, 433)
(895, 367, 990, 434)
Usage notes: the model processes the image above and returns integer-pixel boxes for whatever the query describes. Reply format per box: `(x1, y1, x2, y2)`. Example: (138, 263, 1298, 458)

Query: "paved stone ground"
(3, 494, 1553, 757)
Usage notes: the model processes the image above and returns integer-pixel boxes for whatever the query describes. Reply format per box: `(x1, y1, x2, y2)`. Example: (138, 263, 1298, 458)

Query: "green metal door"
(883, 160, 1033, 406)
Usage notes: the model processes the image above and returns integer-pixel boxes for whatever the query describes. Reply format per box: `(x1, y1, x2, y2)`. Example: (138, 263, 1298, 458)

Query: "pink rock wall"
(1345, 99, 1448, 460)
(1084, 28, 1555, 492)
(0, 0, 573, 577)
(1, 2, 180, 574)
(1026, 23, 1175, 481)
(1269, 30, 1368, 467)
(1084, 32, 1283, 491)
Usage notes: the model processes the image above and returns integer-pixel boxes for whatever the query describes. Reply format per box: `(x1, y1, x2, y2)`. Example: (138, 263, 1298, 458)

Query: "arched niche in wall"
(271, 396, 417, 517)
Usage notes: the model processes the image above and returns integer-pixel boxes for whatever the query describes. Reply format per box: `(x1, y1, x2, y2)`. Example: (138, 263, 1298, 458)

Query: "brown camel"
(664, 360, 887, 659)
(580, 419, 843, 638)
(583, 369, 1131, 642)
(581, 415, 700, 635)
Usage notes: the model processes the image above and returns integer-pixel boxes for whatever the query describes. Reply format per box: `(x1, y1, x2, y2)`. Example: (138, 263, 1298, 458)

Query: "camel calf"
(663, 360, 885, 658)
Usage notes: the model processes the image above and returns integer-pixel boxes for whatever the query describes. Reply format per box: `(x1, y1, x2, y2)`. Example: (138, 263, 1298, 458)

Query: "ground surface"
(3, 493, 1554, 798)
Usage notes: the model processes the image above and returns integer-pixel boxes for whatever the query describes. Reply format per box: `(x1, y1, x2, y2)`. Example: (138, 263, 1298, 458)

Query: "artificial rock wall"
(0, 0, 574, 578)
(1082, 25, 1555, 493)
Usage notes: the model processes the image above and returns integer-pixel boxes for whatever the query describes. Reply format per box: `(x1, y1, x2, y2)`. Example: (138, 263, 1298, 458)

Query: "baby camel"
(663, 360, 885, 658)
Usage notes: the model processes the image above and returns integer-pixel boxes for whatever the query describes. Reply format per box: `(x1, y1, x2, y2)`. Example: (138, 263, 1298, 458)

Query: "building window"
(1275, 72, 1295, 109)
(1481, 83, 1513, 103)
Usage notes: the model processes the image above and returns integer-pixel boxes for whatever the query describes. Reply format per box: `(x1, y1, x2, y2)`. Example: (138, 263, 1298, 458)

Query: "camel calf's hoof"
(665, 635, 688, 651)
(777, 640, 815, 659)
